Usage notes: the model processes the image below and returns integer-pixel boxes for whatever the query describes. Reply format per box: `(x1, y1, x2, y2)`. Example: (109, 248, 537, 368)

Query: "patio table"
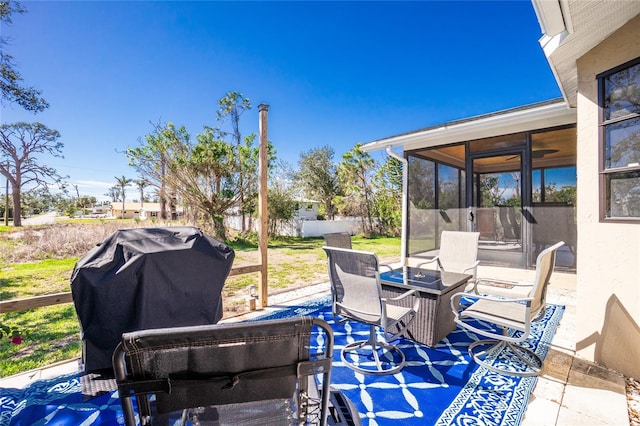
(380, 266, 472, 347)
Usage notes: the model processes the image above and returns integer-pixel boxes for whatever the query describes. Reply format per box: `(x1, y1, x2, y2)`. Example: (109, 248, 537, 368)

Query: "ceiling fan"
(506, 149, 559, 161)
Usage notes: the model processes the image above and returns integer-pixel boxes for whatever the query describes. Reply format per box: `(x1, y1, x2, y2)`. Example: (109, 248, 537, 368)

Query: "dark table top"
(379, 266, 472, 296)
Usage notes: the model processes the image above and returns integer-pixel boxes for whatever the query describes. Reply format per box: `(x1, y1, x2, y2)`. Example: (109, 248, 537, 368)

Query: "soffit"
(410, 126, 576, 172)
(542, 0, 640, 107)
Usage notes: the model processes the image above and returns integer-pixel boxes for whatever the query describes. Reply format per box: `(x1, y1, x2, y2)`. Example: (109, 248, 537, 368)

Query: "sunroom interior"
(406, 124, 577, 271)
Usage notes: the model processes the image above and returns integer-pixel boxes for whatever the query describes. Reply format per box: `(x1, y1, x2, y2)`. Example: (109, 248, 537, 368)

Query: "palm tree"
(136, 179, 148, 210)
(115, 176, 132, 219)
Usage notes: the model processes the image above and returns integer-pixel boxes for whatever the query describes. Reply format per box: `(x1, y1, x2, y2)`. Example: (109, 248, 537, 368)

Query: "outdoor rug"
(0, 296, 564, 426)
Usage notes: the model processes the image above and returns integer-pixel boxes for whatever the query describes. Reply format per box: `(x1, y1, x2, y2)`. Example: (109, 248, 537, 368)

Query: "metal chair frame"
(323, 246, 419, 375)
(451, 241, 564, 377)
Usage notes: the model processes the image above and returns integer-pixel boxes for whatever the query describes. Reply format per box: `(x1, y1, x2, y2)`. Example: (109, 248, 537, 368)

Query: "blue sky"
(1, 1, 561, 201)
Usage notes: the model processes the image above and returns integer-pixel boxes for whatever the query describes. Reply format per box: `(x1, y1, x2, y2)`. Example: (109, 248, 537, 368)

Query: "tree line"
(124, 93, 403, 240)
(0, 2, 63, 226)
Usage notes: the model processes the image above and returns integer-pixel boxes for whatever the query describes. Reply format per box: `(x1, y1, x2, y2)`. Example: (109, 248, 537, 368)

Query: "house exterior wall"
(295, 203, 319, 220)
(108, 208, 138, 219)
(575, 15, 640, 379)
(109, 202, 165, 220)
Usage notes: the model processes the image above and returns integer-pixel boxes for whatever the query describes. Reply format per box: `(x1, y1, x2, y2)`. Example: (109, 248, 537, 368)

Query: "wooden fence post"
(258, 104, 269, 307)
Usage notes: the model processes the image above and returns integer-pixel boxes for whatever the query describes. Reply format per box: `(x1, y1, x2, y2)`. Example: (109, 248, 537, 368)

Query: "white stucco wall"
(575, 15, 640, 379)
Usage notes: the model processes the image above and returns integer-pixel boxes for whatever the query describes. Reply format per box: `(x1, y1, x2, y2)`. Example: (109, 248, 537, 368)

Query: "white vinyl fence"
(225, 216, 362, 237)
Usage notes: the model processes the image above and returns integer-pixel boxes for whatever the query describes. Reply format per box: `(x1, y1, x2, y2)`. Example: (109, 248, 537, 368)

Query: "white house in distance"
(362, 2, 640, 379)
(294, 198, 321, 220)
(108, 202, 183, 220)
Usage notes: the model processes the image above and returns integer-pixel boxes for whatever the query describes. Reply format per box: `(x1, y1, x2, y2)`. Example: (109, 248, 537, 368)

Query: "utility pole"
(258, 103, 269, 307)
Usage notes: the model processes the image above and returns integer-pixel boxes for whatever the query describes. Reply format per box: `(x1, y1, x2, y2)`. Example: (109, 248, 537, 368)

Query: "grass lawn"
(1, 233, 400, 377)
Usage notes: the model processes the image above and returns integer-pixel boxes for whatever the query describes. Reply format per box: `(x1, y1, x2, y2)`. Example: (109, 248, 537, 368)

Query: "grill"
(70, 226, 234, 373)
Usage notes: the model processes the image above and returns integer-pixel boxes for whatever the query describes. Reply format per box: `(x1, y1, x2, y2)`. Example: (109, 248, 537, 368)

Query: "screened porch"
(405, 124, 577, 272)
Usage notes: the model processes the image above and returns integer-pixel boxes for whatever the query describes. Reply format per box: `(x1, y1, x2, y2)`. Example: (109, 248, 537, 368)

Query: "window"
(438, 163, 463, 209)
(599, 57, 640, 220)
(533, 166, 576, 205)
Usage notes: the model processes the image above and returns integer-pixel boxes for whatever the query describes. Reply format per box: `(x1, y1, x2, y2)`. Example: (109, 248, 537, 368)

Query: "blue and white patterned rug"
(0, 296, 564, 426)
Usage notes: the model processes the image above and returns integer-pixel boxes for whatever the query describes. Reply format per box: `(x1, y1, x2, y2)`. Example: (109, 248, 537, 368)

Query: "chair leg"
(468, 338, 543, 377)
(341, 326, 406, 375)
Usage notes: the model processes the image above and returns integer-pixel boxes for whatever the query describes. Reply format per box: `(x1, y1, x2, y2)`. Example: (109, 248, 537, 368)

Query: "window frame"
(598, 56, 640, 222)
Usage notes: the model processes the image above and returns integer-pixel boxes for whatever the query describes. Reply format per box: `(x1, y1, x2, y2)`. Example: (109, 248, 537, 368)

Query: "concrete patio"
(477, 266, 629, 425)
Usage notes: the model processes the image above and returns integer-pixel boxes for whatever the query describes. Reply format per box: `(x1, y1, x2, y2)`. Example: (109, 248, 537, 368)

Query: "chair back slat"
(323, 246, 382, 319)
(323, 232, 353, 249)
(439, 231, 479, 274)
(528, 241, 564, 317)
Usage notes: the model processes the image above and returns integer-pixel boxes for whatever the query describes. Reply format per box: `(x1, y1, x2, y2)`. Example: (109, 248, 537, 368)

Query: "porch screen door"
(468, 151, 528, 268)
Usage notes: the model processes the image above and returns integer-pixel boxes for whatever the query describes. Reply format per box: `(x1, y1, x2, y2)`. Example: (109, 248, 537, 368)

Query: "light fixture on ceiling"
(506, 149, 559, 161)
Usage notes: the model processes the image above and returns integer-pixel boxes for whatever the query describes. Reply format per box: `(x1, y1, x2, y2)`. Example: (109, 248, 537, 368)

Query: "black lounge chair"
(113, 316, 338, 426)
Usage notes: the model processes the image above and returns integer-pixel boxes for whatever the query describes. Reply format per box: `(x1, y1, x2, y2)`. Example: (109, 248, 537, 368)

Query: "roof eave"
(531, 0, 567, 38)
(532, 0, 640, 108)
(361, 101, 575, 153)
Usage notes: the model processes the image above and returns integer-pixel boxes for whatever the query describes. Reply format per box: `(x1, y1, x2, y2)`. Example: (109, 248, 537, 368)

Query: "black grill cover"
(70, 226, 235, 372)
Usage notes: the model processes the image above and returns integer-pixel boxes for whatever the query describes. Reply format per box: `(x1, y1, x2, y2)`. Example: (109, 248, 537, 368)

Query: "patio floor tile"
(522, 394, 561, 425)
(560, 358, 628, 424)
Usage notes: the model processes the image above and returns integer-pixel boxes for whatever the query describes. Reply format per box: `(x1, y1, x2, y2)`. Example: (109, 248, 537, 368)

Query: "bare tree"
(0, 122, 63, 226)
(105, 186, 121, 202)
